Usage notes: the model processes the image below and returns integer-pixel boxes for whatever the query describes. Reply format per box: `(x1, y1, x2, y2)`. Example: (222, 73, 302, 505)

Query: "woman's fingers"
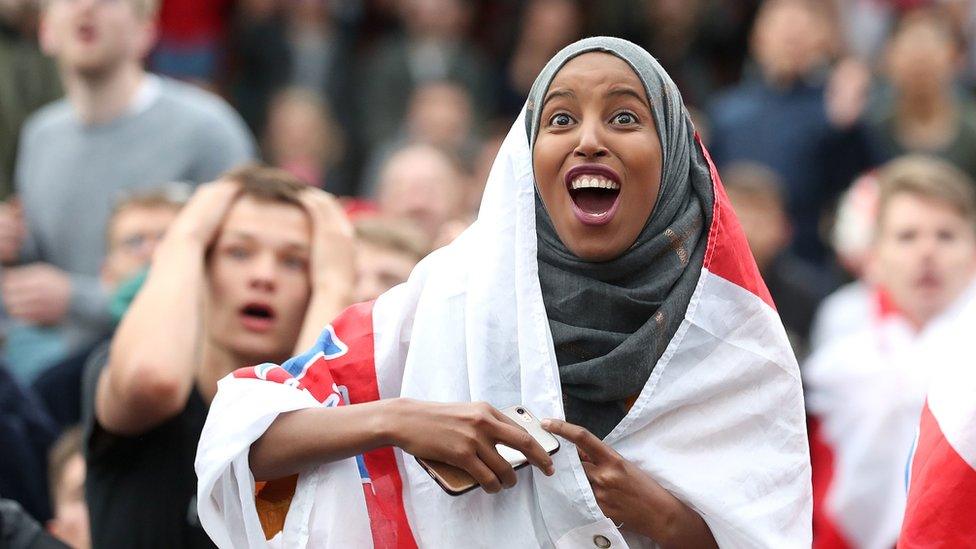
(460, 456, 503, 494)
(477, 442, 518, 488)
(489, 420, 555, 475)
(542, 418, 615, 465)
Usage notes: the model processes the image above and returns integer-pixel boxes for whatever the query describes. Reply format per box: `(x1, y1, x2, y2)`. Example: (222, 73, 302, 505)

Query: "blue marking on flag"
(356, 454, 375, 494)
(281, 325, 348, 378)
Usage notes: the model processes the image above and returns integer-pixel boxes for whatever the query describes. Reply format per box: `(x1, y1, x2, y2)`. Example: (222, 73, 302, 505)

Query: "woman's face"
(533, 52, 663, 261)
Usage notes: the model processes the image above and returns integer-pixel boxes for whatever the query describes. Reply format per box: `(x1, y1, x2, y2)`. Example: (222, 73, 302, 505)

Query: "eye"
(936, 229, 958, 242)
(896, 229, 918, 243)
(611, 111, 638, 125)
(224, 246, 250, 260)
(282, 255, 309, 271)
(548, 112, 575, 127)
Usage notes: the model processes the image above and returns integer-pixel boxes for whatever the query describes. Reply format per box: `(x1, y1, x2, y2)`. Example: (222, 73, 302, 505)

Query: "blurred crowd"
(1, 0, 975, 548)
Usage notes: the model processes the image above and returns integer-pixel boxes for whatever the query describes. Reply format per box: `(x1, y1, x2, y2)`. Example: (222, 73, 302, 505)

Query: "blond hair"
(876, 155, 976, 230)
(354, 217, 430, 262)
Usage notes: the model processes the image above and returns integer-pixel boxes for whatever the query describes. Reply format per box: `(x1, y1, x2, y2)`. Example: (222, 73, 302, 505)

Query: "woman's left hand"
(542, 419, 717, 549)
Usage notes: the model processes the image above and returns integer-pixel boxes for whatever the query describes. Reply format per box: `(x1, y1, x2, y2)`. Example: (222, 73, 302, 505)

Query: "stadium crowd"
(0, 0, 974, 547)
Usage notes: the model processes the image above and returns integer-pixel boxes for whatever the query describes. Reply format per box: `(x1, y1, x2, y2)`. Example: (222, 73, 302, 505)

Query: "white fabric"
(196, 110, 811, 548)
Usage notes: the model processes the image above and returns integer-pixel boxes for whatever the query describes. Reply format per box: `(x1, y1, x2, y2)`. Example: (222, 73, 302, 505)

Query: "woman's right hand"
(386, 399, 556, 493)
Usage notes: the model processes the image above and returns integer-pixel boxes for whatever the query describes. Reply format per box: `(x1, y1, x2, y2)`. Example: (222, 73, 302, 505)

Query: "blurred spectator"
(466, 126, 506, 217)
(30, 184, 189, 427)
(724, 162, 828, 359)
(866, 8, 976, 183)
(84, 166, 353, 548)
(284, 0, 353, 105)
(45, 428, 88, 549)
(497, 0, 582, 117)
(805, 155, 976, 549)
(0, 366, 59, 523)
(352, 217, 429, 302)
(1, 0, 254, 377)
(362, 79, 478, 195)
(356, 0, 492, 151)
(150, 0, 233, 87)
(0, 0, 61, 198)
(226, 0, 291, 136)
(708, 0, 872, 264)
(0, 497, 68, 549)
(263, 87, 347, 192)
(375, 144, 465, 240)
(810, 172, 880, 351)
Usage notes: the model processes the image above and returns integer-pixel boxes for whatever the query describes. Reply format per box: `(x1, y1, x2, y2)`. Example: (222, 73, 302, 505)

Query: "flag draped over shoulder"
(195, 106, 811, 548)
(899, 292, 976, 549)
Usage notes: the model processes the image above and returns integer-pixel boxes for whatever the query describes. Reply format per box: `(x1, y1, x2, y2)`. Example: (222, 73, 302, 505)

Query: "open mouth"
(239, 303, 276, 332)
(565, 165, 622, 226)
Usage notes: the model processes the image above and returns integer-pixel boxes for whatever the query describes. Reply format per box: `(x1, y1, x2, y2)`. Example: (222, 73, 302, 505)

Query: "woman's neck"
(63, 63, 146, 125)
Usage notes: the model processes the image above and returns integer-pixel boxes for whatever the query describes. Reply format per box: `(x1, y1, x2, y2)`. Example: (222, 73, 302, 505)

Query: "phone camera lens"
(516, 407, 525, 415)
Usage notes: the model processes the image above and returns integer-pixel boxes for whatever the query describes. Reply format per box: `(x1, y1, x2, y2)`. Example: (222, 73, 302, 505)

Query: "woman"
(196, 38, 811, 548)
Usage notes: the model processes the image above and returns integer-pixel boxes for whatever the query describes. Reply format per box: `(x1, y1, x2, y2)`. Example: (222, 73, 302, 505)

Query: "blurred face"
(873, 193, 976, 327)
(533, 52, 662, 262)
(41, 0, 155, 77)
(407, 83, 472, 150)
(353, 242, 418, 302)
(378, 149, 461, 239)
(49, 454, 90, 549)
(206, 197, 312, 364)
(752, 2, 829, 83)
(266, 97, 326, 162)
(726, 190, 788, 270)
(102, 205, 179, 288)
(401, 0, 465, 39)
(886, 21, 957, 97)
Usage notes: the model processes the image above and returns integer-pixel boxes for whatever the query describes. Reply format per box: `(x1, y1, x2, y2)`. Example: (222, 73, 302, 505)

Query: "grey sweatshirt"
(11, 75, 255, 358)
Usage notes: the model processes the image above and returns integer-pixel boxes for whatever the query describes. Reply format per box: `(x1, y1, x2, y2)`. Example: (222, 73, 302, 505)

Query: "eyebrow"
(607, 87, 650, 106)
(542, 89, 576, 109)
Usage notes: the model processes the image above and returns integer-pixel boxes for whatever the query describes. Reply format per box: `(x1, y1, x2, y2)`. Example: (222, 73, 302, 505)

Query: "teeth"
(570, 175, 620, 191)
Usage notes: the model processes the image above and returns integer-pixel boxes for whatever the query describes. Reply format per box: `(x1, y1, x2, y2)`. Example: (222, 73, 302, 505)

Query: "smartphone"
(415, 405, 560, 496)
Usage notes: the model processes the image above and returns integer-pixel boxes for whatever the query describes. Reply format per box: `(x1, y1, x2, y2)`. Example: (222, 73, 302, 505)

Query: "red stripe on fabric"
(809, 417, 854, 549)
(899, 403, 976, 548)
(696, 134, 776, 310)
(327, 302, 419, 549)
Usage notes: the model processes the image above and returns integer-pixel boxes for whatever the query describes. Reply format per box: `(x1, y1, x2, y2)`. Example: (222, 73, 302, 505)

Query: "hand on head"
(0, 199, 24, 265)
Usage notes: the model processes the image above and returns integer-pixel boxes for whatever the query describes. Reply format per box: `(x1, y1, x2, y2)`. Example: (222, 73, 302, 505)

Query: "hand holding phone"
(415, 405, 560, 496)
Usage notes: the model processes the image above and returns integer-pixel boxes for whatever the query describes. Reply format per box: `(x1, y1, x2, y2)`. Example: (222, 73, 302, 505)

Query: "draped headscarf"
(527, 37, 715, 438)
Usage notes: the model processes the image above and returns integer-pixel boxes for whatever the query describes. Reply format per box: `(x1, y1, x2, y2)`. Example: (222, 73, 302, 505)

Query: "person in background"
(352, 217, 429, 303)
(497, 0, 582, 117)
(805, 155, 976, 549)
(0, 0, 61, 197)
(866, 7, 976, 184)
(149, 0, 232, 87)
(0, 0, 254, 379)
(85, 165, 354, 548)
(30, 184, 190, 427)
(361, 79, 479, 196)
(263, 87, 346, 192)
(374, 144, 465, 241)
(357, 0, 491, 151)
(0, 366, 59, 524)
(0, 497, 68, 549)
(707, 0, 871, 264)
(809, 172, 880, 352)
(723, 162, 828, 359)
(45, 428, 88, 549)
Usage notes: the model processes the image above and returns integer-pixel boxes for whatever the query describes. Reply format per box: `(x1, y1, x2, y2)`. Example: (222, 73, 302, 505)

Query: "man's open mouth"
(239, 303, 276, 331)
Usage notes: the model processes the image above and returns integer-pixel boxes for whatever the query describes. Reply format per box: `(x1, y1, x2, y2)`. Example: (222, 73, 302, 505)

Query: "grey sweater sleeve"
(69, 273, 112, 328)
(186, 103, 256, 183)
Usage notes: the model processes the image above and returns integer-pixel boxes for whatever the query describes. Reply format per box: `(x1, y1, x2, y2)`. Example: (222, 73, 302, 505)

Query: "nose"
(573, 118, 609, 159)
(248, 252, 277, 293)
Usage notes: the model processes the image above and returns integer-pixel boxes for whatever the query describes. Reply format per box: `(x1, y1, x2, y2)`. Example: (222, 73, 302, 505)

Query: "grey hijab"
(527, 37, 716, 439)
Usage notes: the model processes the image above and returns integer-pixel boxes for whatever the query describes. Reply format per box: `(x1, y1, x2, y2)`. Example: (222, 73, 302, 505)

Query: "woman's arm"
(249, 399, 556, 492)
(543, 419, 717, 549)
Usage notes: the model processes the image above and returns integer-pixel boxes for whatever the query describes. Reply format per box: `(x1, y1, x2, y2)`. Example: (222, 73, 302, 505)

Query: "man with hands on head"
(85, 166, 354, 549)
